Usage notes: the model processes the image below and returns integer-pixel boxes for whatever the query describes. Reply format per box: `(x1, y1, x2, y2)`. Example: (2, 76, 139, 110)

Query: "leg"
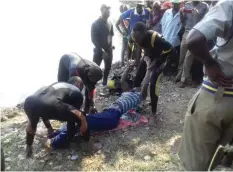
(175, 31, 188, 82)
(87, 109, 121, 131)
(93, 47, 103, 66)
(24, 96, 40, 158)
(133, 58, 147, 88)
(121, 38, 127, 66)
(58, 54, 70, 82)
(180, 50, 195, 86)
(178, 89, 233, 170)
(103, 49, 113, 85)
(149, 66, 163, 115)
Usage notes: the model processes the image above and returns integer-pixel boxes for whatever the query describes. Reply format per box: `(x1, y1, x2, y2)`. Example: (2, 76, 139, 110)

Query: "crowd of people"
(21, 0, 232, 171)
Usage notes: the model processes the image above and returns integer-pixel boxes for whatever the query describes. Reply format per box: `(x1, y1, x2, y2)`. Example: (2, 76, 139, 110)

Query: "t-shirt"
(128, 30, 172, 62)
(121, 8, 150, 33)
(91, 17, 114, 50)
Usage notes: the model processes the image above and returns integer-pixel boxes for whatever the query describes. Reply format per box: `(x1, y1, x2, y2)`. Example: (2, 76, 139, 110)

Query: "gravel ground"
(1, 62, 231, 171)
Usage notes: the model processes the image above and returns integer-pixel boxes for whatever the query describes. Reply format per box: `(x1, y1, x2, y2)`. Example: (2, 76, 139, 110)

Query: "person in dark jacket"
(58, 53, 103, 113)
(24, 76, 88, 157)
(130, 22, 173, 122)
(91, 4, 114, 86)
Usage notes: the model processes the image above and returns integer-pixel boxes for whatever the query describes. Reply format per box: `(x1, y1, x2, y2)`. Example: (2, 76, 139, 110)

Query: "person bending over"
(58, 52, 103, 113)
(24, 76, 88, 157)
(130, 22, 173, 121)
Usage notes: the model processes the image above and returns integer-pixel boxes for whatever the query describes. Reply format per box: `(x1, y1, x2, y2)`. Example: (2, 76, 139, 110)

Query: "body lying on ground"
(45, 91, 141, 149)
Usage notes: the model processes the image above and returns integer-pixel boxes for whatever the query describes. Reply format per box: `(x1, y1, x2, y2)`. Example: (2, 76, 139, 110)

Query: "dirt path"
(1, 77, 197, 171)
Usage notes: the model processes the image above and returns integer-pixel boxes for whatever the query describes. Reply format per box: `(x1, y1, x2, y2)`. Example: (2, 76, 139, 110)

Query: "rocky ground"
(1, 62, 232, 171)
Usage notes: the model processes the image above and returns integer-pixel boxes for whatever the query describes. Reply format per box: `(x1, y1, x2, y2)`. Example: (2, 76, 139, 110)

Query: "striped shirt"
(109, 91, 141, 114)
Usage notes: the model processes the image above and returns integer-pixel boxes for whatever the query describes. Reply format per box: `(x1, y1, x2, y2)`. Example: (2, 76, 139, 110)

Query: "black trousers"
(134, 58, 164, 113)
(93, 47, 113, 82)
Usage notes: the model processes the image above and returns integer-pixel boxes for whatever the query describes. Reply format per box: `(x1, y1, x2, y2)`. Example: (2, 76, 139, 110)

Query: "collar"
(167, 8, 180, 18)
(134, 8, 146, 15)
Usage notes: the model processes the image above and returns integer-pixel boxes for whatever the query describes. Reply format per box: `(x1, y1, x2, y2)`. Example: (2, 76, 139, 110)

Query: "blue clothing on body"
(50, 91, 141, 149)
(160, 9, 182, 47)
(121, 8, 150, 34)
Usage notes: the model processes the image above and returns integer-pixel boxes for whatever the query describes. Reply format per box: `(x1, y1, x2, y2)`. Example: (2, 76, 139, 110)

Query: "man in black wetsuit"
(91, 4, 114, 86)
(130, 22, 173, 121)
(24, 76, 88, 157)
(58, 52, 103, 113)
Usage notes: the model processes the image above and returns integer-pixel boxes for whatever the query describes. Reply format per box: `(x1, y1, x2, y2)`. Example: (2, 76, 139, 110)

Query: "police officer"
(58, 52, 103, 113)
(130, 22, 173, 120)
(24, 76, 88, 157)
(178, 0, 233, 170)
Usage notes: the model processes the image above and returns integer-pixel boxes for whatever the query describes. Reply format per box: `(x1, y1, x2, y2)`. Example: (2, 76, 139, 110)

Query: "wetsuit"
(91, 17, 114, 84)
(24, 82, 84, 146)
(132, 30, 173, 114)
(58, 53, 102, 112)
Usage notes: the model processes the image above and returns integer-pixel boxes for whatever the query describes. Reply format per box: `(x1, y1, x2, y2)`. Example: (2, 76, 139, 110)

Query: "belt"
(201, 81, 233, 98)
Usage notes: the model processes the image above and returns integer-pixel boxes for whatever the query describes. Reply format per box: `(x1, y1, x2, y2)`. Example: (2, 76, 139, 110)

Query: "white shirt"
(160, 9, 182, 47)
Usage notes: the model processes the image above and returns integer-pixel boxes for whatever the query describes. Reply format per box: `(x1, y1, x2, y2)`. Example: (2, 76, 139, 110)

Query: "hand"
(80, 118, 88, 136)
(180, 7, 184, 13)
(205, 59, 233, 87)
(89, 106, 98, 114)
(26, 145, 33, 158)
(112, 46, 115, 50)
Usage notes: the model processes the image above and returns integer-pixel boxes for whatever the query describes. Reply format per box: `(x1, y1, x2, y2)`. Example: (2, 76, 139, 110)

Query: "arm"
(141, 57, 151, 101)
(127, 36, 133, 60)
(115, 16, 124, 35)
(91, 22, 102, 49)
(42, 119, 54, 136)
(120, 9, 132, 33)
(187, 1, 233, 87)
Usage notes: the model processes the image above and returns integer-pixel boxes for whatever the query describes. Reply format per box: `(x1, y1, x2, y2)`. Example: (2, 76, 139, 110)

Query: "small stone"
(97, 150, 102, 154)
(3, 138, 11, 144)
(49, 162, 53, 165)
(53, 165, 62, 170)
(18, 154, 25, 160)
(144, 155, 151, 161)
(5, 157, 12, 162)
(71, 155, 79, 161)
(6, 166, 11, 170)
(92, 141, 102, 151)
(1, 115, 8, 121)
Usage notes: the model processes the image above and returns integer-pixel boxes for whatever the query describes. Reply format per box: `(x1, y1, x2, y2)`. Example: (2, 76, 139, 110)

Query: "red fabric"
(161, 1, 172, 10)
(75, 68, 79, 76)
(89, 88, 96, 98)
